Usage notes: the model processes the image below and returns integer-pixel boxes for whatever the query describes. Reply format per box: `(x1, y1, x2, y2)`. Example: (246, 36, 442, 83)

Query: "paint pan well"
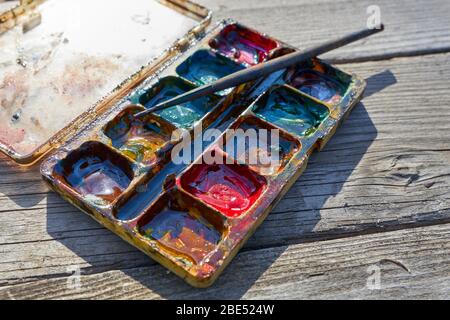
(223, 116, 301, 176)
(54, 141, 134, 205)
(209, 23, 278, 66)
(252, 85, 330, 137)
(134, 76, 219, 129)
(176, 50, 246, 95)
(137, 192, 225, 264)
(285, 59, 352, 105)
(103, 105, 174, 165)
(180, 152, 267, 218)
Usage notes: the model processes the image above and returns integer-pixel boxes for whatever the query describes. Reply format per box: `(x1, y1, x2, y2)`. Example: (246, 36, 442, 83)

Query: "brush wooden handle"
(135, 24, 384, 118)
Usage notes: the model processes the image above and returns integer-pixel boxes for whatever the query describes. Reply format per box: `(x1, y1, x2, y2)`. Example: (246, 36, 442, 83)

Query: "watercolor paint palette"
(0, 0, 210, 164)
(2, 1, 366, 287)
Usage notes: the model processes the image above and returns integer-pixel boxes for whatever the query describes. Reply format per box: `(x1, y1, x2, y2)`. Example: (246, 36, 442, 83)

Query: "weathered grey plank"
(1, 223, 449, 299)
(0, 0, 448, 300)
(0, 52, 449, 290)
(198, 0, 450, 62)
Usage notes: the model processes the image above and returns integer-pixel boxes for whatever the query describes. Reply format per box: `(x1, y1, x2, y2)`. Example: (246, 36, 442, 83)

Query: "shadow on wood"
(39, 70, 393, 299)
(364, 70, 397, 98)
(0, 157, 47, 208)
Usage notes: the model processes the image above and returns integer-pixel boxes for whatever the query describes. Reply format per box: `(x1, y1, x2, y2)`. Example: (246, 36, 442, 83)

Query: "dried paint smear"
(140, 202, 222, 264)
(103, 107, 171, 165)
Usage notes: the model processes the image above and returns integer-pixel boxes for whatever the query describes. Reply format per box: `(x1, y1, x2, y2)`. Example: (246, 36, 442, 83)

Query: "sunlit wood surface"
(0, 0, 449, 299)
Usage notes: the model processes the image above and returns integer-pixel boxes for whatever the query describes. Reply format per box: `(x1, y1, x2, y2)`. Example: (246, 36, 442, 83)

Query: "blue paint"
(176, 50, 245, 95)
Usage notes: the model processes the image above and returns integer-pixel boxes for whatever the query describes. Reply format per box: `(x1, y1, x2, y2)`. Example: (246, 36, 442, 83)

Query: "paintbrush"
(135, 24, 384, 118)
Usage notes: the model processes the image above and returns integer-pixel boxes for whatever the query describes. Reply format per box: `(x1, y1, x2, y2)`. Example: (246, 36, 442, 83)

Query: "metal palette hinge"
(0, 0, 43, 34)
(174, 3, 212, 53)
(175, 28, 206, 53)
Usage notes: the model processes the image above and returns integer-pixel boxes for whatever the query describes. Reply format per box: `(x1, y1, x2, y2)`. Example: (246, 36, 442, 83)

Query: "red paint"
(181, 162, 266, 218)
(209, 24, 278, 66)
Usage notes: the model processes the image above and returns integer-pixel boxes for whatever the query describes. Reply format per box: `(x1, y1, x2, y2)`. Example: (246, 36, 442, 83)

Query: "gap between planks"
(1, 222, 449, 299)
(0, 50, 448, 296)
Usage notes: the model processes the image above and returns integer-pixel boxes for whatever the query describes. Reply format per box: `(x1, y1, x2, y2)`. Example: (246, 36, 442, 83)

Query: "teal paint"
(135, 76, 218, 129)
(176, 49, 245, 95)
(252, 86, 330, 137)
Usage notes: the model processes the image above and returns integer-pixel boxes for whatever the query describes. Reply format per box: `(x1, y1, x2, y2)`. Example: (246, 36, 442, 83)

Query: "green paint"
(134, 76, 218, 129)
(252, 86, 330, 136)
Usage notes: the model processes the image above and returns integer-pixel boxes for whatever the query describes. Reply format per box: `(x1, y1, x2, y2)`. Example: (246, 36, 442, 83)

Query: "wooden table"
(1, 0, 449, 299)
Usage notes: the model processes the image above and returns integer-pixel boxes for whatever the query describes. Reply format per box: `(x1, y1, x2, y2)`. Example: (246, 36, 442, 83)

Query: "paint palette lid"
(0, 0, 211, 165)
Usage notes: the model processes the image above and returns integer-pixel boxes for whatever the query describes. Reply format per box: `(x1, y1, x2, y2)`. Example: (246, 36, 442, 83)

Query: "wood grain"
(1, 52, 449, 298)
(1, 0, 450, 299)
(198, 0, 450, 62)
(1, 223, 449, 299)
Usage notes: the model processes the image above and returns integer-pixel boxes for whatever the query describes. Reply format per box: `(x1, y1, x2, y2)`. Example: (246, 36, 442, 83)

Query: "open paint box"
(1, 0, 366, 287)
